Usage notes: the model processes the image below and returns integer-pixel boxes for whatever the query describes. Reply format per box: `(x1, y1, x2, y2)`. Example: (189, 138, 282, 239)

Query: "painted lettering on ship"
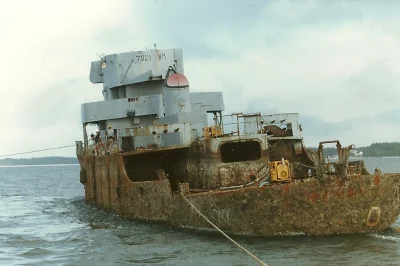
(136, 54, 151, 62)
(128, 97, 139, 102)
(133, 53, 167, 62)
(158, 53, 166, 60)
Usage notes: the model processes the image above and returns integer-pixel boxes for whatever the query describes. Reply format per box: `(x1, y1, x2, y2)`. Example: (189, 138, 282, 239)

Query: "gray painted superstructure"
(83, 48, 230, 150)
(82, 47, 303, 151)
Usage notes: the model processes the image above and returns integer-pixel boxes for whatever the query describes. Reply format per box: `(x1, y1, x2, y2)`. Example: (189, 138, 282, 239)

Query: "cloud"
(187, 13, 400, 120)
(2, 0, 400, 157)
(0, 0, 147, 157)
(176, 0, 400, 146)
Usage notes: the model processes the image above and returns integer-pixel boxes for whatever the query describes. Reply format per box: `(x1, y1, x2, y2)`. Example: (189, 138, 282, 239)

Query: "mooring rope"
(0, 145, 76, 158)
(180, 193, 268, 266)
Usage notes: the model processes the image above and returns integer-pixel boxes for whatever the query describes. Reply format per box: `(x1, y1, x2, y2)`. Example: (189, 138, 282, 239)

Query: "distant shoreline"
(0, 163, 79, 167)
(309, 142, 400, 157)
(0, 157, 78, 166)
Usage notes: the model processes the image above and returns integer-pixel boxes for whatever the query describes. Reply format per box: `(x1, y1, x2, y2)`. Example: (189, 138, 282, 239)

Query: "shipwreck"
(76, 47, 400, 236)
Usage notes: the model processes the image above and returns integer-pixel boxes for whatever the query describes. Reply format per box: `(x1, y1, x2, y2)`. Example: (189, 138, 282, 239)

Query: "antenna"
(96, 53, 103, 60)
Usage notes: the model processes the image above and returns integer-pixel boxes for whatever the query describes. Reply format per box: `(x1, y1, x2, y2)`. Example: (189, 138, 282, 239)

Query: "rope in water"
(180, 193, 268, 266)
(0, 145, 76, 158)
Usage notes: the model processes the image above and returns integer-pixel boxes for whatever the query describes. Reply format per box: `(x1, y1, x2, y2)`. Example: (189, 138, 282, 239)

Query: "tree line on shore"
(309, 142, 400, 157)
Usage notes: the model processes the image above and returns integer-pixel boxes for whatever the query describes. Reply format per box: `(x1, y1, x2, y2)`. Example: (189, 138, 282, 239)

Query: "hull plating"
(78, 154, 400, 236)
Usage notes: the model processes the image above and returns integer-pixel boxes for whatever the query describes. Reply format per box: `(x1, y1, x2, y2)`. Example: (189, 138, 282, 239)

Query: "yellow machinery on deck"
(269, 160, 291, 182)
(203, 126, 223, 139)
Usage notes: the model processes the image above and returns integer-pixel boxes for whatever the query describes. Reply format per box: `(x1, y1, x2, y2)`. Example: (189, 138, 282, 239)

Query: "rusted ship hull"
(78, 154, 400, 236)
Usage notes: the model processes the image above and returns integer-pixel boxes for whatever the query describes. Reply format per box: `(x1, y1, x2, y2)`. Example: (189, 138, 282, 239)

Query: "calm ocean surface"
(0, 158, 400, 266)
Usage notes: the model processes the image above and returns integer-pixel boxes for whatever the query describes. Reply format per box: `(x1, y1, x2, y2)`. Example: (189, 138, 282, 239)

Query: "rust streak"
(374, 175, 381, 186)
(309, 192, 319, 202)
(348, 188, 355, 198)
(283, 184, 289, 193)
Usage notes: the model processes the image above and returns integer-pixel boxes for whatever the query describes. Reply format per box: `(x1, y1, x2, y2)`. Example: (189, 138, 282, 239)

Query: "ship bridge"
(81, 48, 224, 151)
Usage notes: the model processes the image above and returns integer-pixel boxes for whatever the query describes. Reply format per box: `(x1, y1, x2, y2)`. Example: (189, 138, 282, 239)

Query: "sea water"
(0, 158, 399, 266)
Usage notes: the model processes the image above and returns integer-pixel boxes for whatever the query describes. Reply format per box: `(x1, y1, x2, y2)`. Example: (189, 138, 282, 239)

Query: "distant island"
(0, 156, 78, 166)
(309, 142, 400, 157)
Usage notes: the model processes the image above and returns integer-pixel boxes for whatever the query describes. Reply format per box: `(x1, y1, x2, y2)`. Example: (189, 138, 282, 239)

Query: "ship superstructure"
(79, 47, 309, 189)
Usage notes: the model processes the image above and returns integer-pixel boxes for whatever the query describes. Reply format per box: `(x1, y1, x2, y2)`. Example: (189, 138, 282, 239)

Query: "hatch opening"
(220, 141, 261, 163)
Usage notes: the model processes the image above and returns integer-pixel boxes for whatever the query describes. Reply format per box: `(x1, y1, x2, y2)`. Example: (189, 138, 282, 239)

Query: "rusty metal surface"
(185, 136, 269, 189)
(307, 140, 365, 180)
(78, 154, 400, 236)
(120, 144, 189, 157)
(177, 174, 400, 236)
(186, 158, 268, 189)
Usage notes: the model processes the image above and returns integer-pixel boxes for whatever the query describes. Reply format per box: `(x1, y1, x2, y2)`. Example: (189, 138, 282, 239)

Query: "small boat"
(76, 47, 400, 236)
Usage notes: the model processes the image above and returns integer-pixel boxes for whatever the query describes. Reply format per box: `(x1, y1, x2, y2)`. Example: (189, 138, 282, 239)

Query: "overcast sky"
(1, 0, 399, 158)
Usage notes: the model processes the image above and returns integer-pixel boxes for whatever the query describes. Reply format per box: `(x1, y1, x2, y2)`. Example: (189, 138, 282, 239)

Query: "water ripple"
(0, 163, 400, 265)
